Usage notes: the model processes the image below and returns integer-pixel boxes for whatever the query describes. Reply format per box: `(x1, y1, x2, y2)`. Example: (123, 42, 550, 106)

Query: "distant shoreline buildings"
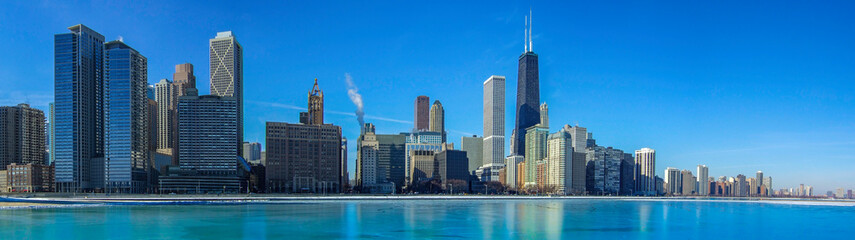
(0, 17, 849, 198)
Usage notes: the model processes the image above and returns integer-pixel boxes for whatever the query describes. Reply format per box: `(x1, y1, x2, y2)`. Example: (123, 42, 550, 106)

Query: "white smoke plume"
(344, 73, 365, 127)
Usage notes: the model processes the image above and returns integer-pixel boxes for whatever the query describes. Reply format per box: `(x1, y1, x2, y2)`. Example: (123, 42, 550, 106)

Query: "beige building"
(409, 150, 437, 185)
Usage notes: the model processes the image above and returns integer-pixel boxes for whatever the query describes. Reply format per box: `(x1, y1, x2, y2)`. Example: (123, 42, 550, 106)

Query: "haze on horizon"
(0, 1, 852, 193)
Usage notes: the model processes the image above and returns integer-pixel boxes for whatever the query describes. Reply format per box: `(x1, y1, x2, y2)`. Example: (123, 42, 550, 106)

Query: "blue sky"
(1, 1, 853, 193)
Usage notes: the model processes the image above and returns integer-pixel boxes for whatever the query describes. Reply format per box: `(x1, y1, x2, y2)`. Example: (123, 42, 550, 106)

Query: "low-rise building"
(5, 163, 54, 192)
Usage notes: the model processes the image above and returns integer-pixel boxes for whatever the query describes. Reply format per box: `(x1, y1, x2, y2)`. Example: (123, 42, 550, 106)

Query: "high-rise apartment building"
(55, 24, 106, 192)
(209, 31, 243, 156)
(460, 135, 483, 173)
(482, 75, 505, 181)
(681, 170, 696, 195)
(635, 148, 656, 195)
(756, 171, 764, 195)
(563, 125, 587, 194)
(697, 165, 709, 196)
(414, 96, 430, 131)
(585, 146, 623, 195)
(523, 125, 548, 187)
(504, 155, 524, 189)
(154, 79, 175, 155)
(1, 104, 46, 169)
(102, 40, 149, 193)
(665, 167, 681, 195)
(546, 129, 572, 194)
(429, 100, 444, 141)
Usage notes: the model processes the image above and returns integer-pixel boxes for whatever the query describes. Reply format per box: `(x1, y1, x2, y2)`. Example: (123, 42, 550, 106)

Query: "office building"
(209, 31, 243, 156)
(697, 165, 709, 196)
(357, 124, 405, 193)
(482, 75, 505, 182)
(434, 147, 470, 187)
(103, 40, 149, 193)
(404, 131, 442, 184)
(173, 63, 196, 97)
(546, 129, 572, 194)
(429, 100, 445, 141)
(512, 13, 541, 156)
(55, 24, 106, 192)
(265, 122, 342, 193)
(4, 163, 54, 192)
(242, 142, 261, 162)
(635, 148, 656, 195)
(756, 171, 764, 195)
(409, 150, 437, 185)
(414, 96, 430, 131)
(177, 94, 238, 175)
(665, 167, 681, 195)
(461, 135, 483, 173)
(1, 104, 46, 169)
(524, 125, 548, 187)
(763, 176, 773, 196)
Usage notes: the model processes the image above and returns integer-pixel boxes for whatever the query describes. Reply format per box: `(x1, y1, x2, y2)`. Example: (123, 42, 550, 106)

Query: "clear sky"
(1, 1, 853, 193)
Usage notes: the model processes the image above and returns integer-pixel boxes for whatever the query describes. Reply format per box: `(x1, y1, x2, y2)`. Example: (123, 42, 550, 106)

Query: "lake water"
(1, 199, 852, 239)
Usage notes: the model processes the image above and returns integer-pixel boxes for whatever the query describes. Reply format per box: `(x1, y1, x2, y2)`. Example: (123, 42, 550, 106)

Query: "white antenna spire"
(529, 8, 533, 52)
(524, 15, 528, 52)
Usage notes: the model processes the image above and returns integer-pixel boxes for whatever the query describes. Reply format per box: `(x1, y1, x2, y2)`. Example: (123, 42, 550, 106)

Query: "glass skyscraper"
(54, 24, 105, 192)
(103, 40, 149, 193)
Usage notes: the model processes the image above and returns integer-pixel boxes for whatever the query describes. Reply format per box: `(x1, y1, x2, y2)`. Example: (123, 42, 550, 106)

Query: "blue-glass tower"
(103, 40, 149, 193)
(54, 24, 105, 192)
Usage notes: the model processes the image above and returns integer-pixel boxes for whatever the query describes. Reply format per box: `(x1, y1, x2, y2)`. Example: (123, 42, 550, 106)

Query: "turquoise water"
(1, 199, 852, 239)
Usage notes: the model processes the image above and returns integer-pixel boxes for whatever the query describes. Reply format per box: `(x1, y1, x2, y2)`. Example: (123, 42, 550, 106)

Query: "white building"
(482, 75, 505, 181)
(697, 165, 709, 196)
(635, 148, 657, 195)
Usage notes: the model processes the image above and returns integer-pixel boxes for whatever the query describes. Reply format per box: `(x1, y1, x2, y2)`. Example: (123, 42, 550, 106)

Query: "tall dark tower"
(512, 10, 540, 156)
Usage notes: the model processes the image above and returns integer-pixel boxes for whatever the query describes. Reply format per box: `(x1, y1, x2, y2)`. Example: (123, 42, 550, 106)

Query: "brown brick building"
(5, 163, 54, 192)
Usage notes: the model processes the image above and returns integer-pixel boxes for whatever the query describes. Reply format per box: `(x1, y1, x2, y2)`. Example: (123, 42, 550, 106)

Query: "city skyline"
(0, 2, 853, 192)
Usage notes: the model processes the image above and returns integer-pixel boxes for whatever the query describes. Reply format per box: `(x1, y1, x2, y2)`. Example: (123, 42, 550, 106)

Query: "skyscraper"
(460, 135, 483, 173)
(482, 75, 505, 181)
(209, 31, 243, 156)
(635, 148, 656, 196)
(54, 24, 106, 192)
(563, 125, 587, 194)
(539, 103, 548, 128)
(177, 94, 238, 176)
(173, 63, 196, 97)
(546, 129, 572, 194)
(756, 171, 764, 195)
(681, 170, 696, 195)
(155, 79, 175, 155)
(665, 167, 681, 195)
(697, 165, 709, 196)
(585, 146, 623, 196)
(414, 96, 429, 131)
(429, 100, 445, 142)
(512, 14, 541, 156)
(103, 40, 149, 193)
(308, 79, 324, 125)
(524, 125, 548, 186)
(242, 142, 261, 162)
(0, 104, 46, 169)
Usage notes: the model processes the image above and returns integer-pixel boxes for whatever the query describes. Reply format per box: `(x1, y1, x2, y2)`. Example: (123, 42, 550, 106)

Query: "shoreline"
(3, 195, 854, 209)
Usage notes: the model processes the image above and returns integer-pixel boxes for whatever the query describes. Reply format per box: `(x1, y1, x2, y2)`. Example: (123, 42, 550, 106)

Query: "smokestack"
(345, 73, 365, 127)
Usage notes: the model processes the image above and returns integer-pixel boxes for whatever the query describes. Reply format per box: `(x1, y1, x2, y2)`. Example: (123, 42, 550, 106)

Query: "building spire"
(529, 7, 533, 53)
(524, 15, 528, 53)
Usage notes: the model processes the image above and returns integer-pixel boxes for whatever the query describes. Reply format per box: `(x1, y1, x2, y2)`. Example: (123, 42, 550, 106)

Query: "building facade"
(523, 125, 548, 186)
(429, 100, 445, 141)
(54, 24, 106, 192)
(265, 122, 342, 193)
(635, 148, 657, 195)
(1, 104, 46, 169)
(697, 165, 709, 196)
(154, 78, 175, 157)
(209, 31, 243, 157)
(242, 142, 261, 163)
(482, 75, 505, 181)
(546, 129, 572, 194)
(4, 163, 54, 192)
(414, 96, 430, 131)
(177, 94, 238, 176)
(665, 167, 681, 195)
(460, 135, 483, 173)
